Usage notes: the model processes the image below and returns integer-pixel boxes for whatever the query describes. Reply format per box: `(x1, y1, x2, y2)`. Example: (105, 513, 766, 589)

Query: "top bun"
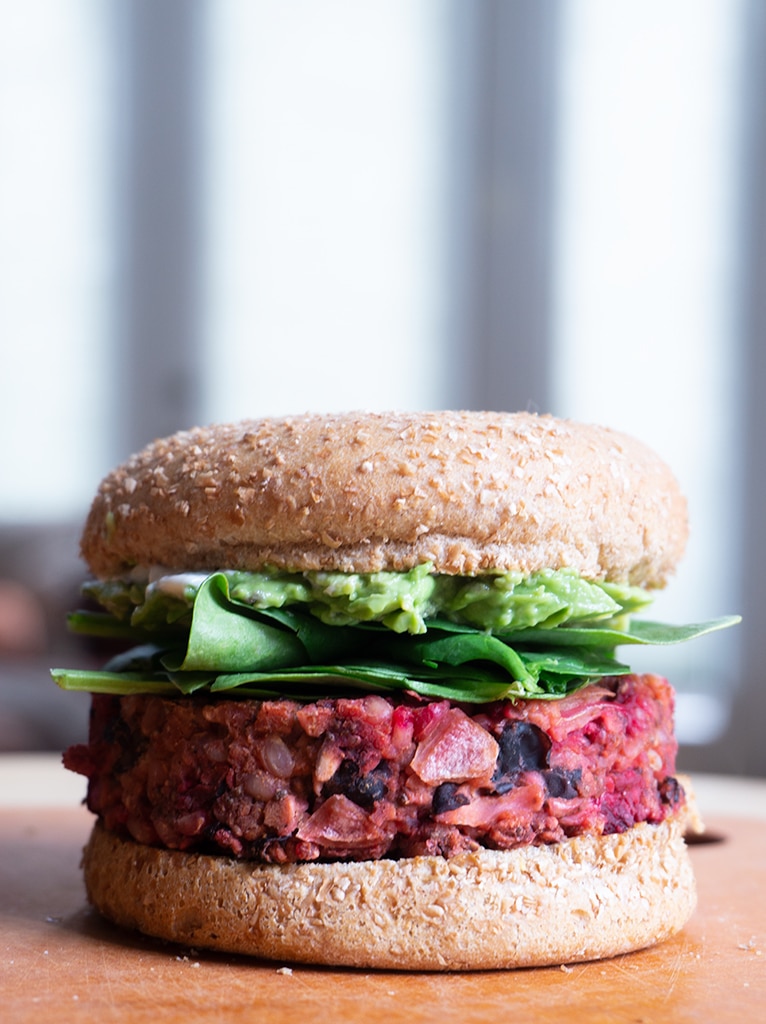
(81, 411, 688, 586)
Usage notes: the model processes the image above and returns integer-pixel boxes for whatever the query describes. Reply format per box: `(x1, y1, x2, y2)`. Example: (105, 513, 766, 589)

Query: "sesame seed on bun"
(81, 411, 687, 585)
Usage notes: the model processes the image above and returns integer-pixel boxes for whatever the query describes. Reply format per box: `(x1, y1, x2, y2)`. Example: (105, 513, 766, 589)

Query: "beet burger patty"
(54, 410, 737, 969)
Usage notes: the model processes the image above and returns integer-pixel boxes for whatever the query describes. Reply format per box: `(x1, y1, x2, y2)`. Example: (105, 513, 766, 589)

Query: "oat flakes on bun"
(55, 411, 738, 970)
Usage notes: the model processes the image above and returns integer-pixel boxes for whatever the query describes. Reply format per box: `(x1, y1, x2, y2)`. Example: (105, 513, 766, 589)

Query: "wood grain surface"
(1, 804, 764, 1023)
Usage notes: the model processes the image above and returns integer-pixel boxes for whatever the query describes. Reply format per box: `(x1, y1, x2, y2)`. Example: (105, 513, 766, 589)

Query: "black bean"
(432, 782, 470, 815)
(493, 721, 550, 777)
(659, 775, 683, 807)
(492, 777, 517, 795)
(542, 768, 582, 799)
(325, 758, 389, 809)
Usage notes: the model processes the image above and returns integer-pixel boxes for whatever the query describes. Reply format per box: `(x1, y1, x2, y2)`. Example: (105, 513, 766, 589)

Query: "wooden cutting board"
(1, 804, 764, 1023)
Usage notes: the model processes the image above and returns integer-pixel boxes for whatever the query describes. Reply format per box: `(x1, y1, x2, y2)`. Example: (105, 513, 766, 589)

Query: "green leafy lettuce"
(52, 568, 740, 704)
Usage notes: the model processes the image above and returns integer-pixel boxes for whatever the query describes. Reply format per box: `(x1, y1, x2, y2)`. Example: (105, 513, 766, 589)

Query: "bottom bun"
(82, 811, 696, 971)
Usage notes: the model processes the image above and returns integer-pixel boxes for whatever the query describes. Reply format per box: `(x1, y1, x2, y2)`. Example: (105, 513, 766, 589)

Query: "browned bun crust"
(81, 411, 687, 586)
(82, 811, 696, 970)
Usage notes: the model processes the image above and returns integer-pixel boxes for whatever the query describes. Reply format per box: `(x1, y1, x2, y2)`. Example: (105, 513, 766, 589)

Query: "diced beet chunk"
(410, 708, 499, 784)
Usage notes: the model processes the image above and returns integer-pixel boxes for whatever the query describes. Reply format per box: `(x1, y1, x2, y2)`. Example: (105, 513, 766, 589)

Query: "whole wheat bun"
(81, 411, 687, 586)
(82, 810, 696, 970)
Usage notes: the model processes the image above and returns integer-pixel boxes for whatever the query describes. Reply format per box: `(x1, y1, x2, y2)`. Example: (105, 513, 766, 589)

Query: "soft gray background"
(0, 1, 762, 775)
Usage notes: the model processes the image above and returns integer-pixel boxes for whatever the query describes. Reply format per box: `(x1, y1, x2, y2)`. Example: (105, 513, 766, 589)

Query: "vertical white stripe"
(202, 0, 448, 421)
(0, 0, 111, 521)
(553, 0, 744, 737)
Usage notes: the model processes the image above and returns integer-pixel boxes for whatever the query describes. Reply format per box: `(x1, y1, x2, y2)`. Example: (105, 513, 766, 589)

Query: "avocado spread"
(85, 564, 651, 636)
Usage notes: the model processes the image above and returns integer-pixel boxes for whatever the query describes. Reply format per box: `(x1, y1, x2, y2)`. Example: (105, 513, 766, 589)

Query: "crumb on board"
(174, 955, 201, 967)
(277, 966, 293, 976)
(737, 937, 763, 955)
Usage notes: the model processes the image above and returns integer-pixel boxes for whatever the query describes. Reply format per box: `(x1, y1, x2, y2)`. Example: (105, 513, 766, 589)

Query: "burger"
(54, 410, 737, 970)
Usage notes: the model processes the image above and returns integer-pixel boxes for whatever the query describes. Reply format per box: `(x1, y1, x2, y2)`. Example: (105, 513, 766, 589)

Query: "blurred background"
(0, 0, 762, 775)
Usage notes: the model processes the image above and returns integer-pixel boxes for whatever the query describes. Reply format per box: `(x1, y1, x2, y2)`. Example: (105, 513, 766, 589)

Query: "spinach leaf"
(161, 573, 306, 672)
(55, 570, 740, 704)
(498, 616, 741, 648)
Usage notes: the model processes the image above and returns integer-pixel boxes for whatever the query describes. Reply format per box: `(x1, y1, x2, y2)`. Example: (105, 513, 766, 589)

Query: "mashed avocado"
(85, 564, 651, 636)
